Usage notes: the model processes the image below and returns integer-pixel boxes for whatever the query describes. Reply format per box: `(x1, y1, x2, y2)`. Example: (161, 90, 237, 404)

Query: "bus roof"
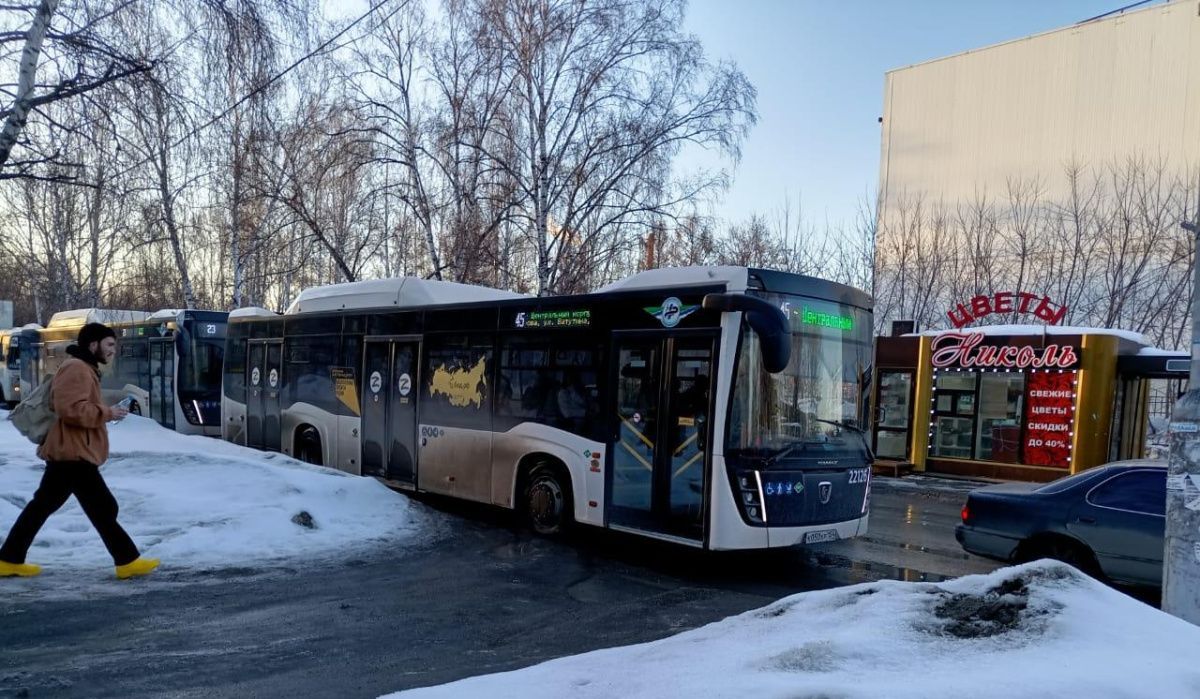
(596, 267, 873, 311)
(46, 309, 152, 329)
(230, 307, 278, 319)
(284, 277, 530, 315)
(596, 266, 750, 293)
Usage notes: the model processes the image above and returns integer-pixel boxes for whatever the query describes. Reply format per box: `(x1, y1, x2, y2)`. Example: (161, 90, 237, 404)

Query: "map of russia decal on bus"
(430, 357, 488, 408)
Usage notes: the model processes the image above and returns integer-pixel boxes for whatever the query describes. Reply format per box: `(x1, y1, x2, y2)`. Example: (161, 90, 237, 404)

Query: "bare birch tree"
(471, 0, 755, 295)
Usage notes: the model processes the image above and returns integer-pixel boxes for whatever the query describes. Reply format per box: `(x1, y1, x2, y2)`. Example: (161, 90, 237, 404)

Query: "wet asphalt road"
(0, 480, 997, 699)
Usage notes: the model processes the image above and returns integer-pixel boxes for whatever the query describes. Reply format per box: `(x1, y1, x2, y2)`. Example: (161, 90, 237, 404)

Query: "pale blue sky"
(681, 0, 1147, 228)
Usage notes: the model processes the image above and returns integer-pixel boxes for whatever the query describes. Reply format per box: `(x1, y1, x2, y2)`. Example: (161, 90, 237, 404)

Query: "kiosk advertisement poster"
(1023, 371, 1076, 467)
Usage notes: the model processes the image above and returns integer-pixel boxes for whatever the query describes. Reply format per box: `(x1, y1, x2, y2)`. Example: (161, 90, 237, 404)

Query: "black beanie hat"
(78, 322, 116, 348)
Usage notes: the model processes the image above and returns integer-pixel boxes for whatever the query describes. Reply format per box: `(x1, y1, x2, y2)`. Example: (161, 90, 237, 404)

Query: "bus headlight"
(736, 470, 766, 524)
(861, 474, 871, 515)
(182, 400, 202, 425)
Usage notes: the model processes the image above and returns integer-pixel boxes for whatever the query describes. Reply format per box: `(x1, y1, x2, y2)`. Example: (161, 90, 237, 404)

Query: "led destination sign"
(801, 306, 854, 331)
(514, 309, 591, 329)
(781, 301, 855, 332)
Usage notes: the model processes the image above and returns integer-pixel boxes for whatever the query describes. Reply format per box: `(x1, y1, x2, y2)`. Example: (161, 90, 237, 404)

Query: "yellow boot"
(115, 557, 159, 580)
(0, 561, 41, 577)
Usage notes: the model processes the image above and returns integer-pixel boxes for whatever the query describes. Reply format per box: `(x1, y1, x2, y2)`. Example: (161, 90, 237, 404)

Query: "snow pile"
(392, 562, 1200, 699)
(0, 414, 440, 576)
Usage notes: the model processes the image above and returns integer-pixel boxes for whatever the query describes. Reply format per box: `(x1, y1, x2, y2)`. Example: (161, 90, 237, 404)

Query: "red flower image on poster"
(1024, 371, 1076, 467)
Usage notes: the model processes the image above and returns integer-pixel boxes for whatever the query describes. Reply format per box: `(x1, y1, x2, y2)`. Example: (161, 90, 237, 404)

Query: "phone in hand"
(110, 395, 134, 424)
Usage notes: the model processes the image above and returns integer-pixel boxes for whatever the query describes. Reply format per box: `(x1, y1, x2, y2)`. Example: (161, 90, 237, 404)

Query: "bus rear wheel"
(295, 427, 323, 466)
(524, 463, 571, 536)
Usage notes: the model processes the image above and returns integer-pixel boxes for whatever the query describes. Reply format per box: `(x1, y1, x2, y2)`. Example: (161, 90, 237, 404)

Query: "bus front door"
(609, 333, 715, 543)
(360, 339, 419, 486)
(246, 339, 282, 450)
(149, 337, 175, 430)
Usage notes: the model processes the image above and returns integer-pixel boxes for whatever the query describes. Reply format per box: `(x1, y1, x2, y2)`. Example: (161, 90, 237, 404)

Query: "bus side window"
(497, 336, 600, 439)
(289, 336, 338, 412)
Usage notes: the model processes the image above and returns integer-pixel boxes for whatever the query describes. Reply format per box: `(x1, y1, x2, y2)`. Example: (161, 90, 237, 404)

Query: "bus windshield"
(179, 324, 226, 396)
(726, 293, 872, 463)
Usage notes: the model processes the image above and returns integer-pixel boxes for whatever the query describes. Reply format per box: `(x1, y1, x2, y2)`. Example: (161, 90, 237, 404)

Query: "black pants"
(0, 460, 139, 566)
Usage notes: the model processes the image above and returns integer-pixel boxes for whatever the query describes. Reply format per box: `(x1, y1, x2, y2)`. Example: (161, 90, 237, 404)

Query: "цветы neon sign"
(946, 291, 1067, 329)
(931, 332, 1079, 369)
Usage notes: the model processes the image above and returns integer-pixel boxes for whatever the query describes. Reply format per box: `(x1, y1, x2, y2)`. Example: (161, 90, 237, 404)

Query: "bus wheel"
(524, 463, 571, 536)
(295, 427, 323, 466)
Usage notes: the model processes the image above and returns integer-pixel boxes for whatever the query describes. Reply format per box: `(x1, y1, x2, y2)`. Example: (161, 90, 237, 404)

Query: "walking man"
(0, 322, 159, 579)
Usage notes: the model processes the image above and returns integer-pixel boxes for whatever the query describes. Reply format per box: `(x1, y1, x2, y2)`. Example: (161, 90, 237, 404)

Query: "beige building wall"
(879, 0, 1200, 209)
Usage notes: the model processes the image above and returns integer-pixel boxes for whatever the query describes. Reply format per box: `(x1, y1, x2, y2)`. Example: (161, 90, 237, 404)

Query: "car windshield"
(726, 292, 872, 462)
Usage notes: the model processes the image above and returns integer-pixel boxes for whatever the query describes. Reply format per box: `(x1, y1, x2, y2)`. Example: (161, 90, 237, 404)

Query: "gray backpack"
(8, 381, 54, 445)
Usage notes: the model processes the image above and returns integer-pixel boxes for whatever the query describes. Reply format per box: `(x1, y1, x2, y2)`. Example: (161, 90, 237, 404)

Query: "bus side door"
(246, 339, 282, 450)
(361, 338, 419, 486)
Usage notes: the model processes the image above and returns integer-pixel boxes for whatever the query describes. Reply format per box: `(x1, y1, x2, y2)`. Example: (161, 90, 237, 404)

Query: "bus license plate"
(804, 529, 839, 544)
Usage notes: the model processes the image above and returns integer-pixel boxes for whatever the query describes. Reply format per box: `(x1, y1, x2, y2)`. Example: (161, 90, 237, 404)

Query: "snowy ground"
(0, 410, 442, 597)
(392, 561, 1200, 699)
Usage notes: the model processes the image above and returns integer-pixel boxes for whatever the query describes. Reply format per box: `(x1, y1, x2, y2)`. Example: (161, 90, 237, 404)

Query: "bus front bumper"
(764, 514, 869, 549)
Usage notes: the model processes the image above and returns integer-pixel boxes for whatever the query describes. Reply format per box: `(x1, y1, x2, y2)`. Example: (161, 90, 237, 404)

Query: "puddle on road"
(808, 550, 951, 584)
(856, 535, 974, 561)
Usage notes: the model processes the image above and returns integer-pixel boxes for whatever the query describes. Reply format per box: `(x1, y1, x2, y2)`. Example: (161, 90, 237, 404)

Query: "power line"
(1079, 0, 1161, 24)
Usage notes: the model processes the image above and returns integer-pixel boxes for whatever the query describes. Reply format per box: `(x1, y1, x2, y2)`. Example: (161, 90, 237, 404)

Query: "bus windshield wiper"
(759, 439, 812, 468)
(763, 445, 799, 467)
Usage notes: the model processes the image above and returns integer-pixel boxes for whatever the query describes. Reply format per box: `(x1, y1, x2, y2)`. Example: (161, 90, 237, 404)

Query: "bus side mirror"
(702, 293, 791, 373)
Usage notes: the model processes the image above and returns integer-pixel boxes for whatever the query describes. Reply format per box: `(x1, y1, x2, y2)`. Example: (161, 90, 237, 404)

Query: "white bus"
(222, 267, 874, 549)
(32, 308, 229, 436)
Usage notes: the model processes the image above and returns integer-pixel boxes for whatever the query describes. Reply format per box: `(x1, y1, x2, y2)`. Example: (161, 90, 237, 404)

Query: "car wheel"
(524, 463, 572, 536)
(1026, 537, 1100, 577)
